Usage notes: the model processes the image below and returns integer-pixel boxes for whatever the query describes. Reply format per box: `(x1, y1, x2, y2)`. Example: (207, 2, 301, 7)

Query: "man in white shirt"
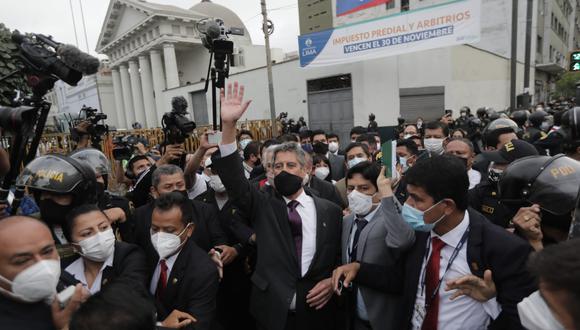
(444, 138, 481, 189)
(210, 82, 343, 330)
(332, 154, 536, 330)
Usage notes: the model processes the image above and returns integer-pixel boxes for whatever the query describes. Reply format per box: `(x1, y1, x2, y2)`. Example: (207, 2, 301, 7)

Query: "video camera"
(162, 96, 196, 145)
(79, 105, 108, 137)
(112, 135, 141, 161)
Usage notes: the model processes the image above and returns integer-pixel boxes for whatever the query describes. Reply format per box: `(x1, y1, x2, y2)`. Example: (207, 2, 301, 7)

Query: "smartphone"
(444, 109, 453, 116)
(208, 131, 222, 145)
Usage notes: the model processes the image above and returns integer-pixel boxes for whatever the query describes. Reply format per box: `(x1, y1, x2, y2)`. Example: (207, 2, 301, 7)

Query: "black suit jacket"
(134, 199, 228, 253)
(309, 176, 346, 209)
(147, 238, 219, 330)
(212, 150, 342, 330)
(356, 209, 536, 330)
(61, 241, 148, 291)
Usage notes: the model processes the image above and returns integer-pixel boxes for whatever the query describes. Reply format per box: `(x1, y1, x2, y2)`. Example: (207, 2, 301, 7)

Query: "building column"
(139, 55, 157, 127)
(163, 43, 180, 89)
(119, 64, 135, 126)
(111, 68, 127, 129)
(128, 60, 146, 127)
(150, 49, 166, 123)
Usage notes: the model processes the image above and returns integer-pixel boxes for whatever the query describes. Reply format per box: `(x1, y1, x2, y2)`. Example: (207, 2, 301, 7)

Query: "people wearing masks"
(312, 130, 346, 181)
(242, 141, 262, 179)
(147, 192, 219, 330)
(340, 162, 415, 329)
(327, 133, 344, 156)
(336, 142, 373, 207)
(350, 126, 367, 143)
(332, 155, 536, 330)
(444, 138, 481, 189)
(212, 82, 342, 330)
(394, 139, 420, 205)
(469, 140, 539, 228)
(60, 205, 147, 295)
(16, 154, 98, 252)
(304, 153, 345, 209)
(422, 121, 449, 156)
(0, 216, 86, 329)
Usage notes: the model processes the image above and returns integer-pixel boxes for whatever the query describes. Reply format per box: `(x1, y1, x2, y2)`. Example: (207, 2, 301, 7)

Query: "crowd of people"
(0, 82, 579, 330)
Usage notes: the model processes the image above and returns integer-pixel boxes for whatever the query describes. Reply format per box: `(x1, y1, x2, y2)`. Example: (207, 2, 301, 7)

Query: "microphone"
(205, 22, 222, 40)
(56, 44, 100, 75)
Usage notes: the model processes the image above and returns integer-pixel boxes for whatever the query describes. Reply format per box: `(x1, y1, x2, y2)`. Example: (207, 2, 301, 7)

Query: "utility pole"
(522, 0, 533, 109)
(261, 0, 278, 136)
(509, 0, 518, 111)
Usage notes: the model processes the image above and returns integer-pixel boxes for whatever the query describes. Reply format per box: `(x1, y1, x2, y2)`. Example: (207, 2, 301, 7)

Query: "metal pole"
(510, 0, 518, 110)
(261, 0, 278, 136)
(522, 0, 533, 108)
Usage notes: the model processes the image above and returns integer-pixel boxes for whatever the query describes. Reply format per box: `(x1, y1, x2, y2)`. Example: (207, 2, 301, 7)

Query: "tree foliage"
(554, 71, 580, 99)
(0, 23, 28, 106)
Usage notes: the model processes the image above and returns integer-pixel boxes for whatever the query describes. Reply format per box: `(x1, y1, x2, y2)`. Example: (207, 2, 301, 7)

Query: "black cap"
(483, 140, 539, 164)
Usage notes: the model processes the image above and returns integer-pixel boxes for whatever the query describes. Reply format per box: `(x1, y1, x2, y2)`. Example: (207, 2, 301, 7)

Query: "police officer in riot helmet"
(16, 154, 97, 246)
(560, 107, 580, 161)
(469, 140, 539, 228)
(500, 154, 580, 250)
(69, 148, 135, 242)
(524, 110, 549, 145)
(472, 117, 519, 174)
(455, 106, 472, 130)
(510, 110, 529, 134)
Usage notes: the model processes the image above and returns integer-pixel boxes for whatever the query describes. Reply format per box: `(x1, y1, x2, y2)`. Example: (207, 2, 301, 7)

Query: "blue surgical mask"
(401, 201, 445, 232)
(239, 139, 252, 150)
(347, 157, 367, 169)
(399, 157, 409, 172)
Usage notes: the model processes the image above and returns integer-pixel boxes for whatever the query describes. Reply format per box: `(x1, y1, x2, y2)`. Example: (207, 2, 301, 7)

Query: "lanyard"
(420, 228, 470, 309)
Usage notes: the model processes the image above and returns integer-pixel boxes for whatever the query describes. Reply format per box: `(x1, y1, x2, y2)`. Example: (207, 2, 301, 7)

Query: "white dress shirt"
(149, 251, 181, 295)
(65, 248, 115, 295)
(411, 212, 501, 330)
(187, 173, 208, 200)
(348, 205, 380, 321)
(468, 169, 482, 190)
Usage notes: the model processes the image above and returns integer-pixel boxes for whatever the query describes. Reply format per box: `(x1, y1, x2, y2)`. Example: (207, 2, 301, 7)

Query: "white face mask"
(347, 157, 367, 169)
(0, 259, 61, 303)
(403, 134, 413, 139)
(314, 167, 330, 180)
(328, 141, 339, 153)
(424, 138, 445, 155)
(517, 291, 564, 330)
(239, 139, 252, 150)
(347, 189, 377, 215)
(209, 175, 226, 193)
(77, 228, 115, 262)
(151, 224, 190, 259)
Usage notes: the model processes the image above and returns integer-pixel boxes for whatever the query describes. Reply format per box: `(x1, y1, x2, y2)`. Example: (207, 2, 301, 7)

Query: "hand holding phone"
(207, 131, 222, 145)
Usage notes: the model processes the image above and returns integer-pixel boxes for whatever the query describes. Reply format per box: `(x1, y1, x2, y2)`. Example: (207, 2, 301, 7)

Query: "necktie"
(287, 200, 303, 270)
(155, 259, 168, 300)
(422, 237, 446, 330)
(350, 217, 368, 262)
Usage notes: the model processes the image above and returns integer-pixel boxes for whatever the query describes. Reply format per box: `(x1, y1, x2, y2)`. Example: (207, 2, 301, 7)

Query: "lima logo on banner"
(336, 0, 391, 16)
(298, 30, 333, 67)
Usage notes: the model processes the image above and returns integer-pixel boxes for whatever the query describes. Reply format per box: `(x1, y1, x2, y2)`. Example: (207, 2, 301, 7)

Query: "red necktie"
(155, 259, 168, 300)
(422, 237, 446, 330)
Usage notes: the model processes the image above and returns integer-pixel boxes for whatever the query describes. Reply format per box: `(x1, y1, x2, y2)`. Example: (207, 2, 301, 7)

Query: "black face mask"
(39, 199, 75, 227)
(312, 142, 329, 155)
(172, 189, 190, 200)
(453, 156, 469, 169)
(274, 171, 304, 197)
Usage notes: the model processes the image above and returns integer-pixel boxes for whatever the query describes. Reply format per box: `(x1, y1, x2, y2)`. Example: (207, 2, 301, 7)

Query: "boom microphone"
(56, 44, 100, 75)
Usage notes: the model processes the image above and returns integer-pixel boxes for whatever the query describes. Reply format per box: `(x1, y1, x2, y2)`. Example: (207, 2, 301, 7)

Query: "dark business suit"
(195, 188, 256, 330)
(134, 198, 228, 253)
(328, 153, 346, 181)
(146, 238, 219, 330)
(355, 208, 536, 330)
(309, 176, 346, 209)
(61, 241, 148, 291)
(212, 150, 342, 330)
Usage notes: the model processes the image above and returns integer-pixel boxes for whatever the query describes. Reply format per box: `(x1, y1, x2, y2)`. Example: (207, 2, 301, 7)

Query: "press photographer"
(70, 105, 109, 150)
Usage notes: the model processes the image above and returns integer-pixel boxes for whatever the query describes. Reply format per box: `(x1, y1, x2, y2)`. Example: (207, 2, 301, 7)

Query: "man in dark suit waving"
(333, 155, 536, 330)
(211, 82, 342, 330)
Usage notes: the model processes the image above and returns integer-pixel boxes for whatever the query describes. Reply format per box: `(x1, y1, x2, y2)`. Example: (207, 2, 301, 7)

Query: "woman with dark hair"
(61, 204, 148, 295)
(452, 128, 468, 139)
(312, 154, 334, 183)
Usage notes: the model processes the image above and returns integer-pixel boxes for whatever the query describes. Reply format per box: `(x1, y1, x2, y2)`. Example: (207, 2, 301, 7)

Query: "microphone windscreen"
(57, 44, 100, 75)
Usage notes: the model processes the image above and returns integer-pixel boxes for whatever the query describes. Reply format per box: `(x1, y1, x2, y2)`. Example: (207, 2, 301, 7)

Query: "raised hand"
(220, 82, 252, 124)
(377, 166, 393, 198)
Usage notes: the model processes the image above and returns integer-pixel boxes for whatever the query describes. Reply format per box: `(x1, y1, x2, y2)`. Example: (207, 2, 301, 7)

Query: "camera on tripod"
(162, 96, 196, 145)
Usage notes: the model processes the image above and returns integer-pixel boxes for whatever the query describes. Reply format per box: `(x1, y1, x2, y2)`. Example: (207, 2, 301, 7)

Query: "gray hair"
(263, 144, 280, 168)
(272, 142, 307, 168)
(447, 137, 475, 153)
(152, 164, 183, 188)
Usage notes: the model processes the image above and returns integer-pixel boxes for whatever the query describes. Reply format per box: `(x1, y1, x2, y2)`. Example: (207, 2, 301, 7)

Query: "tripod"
(203, 39, 234, 131)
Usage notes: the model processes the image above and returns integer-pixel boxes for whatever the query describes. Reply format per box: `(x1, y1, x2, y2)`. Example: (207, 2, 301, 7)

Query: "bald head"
(0, 216, 58, 283)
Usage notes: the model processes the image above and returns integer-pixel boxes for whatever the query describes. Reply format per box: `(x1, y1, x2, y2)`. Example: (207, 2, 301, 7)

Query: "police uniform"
(523, 127, 547, 145)
(469, 181, 513, 228)
(99, 192, 135, 242)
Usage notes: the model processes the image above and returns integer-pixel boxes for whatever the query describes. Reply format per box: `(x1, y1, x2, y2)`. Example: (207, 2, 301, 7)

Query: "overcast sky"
(0, 0, 300, 56)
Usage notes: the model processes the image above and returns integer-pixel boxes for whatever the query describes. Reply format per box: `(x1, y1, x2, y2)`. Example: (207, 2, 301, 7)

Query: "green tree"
(554, 71, 580, 99)
(0, 23, 28, 106)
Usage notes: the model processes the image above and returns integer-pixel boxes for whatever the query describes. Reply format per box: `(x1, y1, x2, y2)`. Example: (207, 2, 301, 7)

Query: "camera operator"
(16, 154, 98, 255)
(69, 148, 136, 242)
